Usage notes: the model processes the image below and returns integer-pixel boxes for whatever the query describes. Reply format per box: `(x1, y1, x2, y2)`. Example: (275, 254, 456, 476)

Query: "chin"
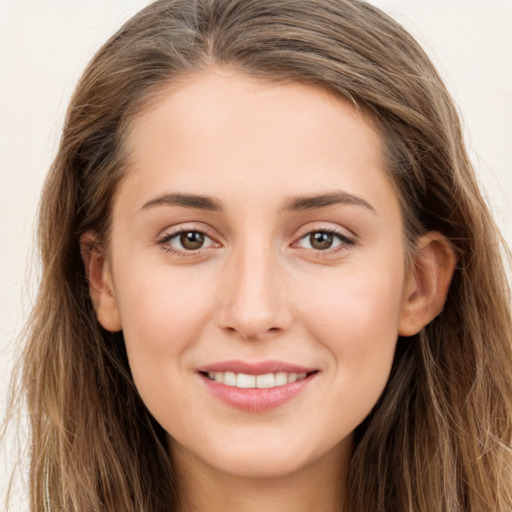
(206, 448, 313, 479)
(170, 426, 350, 481)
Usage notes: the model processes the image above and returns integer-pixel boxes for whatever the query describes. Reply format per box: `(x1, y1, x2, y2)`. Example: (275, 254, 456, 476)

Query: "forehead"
(118, 68, 397, 217)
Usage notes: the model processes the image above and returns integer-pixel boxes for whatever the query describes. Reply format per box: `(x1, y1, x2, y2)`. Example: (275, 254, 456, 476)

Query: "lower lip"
(199, 373, 316, 412)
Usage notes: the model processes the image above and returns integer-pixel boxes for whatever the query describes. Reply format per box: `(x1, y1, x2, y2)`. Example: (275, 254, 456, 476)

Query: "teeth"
(275, 372, 288, 386)
(223, 371, 237, 386)
(207, 371, 310, 389)
(237, 373, 256, 388)
(256, 373, 274, 388)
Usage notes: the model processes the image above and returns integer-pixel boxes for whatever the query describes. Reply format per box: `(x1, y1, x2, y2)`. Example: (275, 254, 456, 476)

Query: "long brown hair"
(7, 0, 512, 510)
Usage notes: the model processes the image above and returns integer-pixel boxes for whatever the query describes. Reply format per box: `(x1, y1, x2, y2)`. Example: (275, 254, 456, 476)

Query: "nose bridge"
(218, 237, 291, 339)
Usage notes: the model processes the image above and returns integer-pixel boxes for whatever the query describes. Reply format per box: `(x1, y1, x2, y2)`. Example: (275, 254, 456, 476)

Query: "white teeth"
(256, 373, 275, 388)
(237, 373, 256, 388)
(223, 371, 237, 386)
(206, 371, 310, 389)
(275, 372, 288, 386)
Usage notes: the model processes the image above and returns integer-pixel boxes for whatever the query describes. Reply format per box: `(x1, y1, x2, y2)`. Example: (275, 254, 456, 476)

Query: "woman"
(7, 0, 512, 510)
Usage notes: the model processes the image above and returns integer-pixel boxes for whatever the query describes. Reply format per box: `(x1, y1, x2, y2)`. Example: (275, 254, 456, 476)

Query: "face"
(93, 69, 420, 480)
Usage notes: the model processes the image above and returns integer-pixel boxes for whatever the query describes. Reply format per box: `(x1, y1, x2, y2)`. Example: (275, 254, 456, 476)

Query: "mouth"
(197, 360, 319, 412)
(200, 370, 316, 389)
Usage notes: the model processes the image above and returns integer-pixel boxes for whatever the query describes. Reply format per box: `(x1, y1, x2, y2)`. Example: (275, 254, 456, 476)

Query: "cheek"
(300, 260, 404, 338)
(112, 262, 216, 392)
(297, 260, 405, 398)
(117, 261, 213, 339)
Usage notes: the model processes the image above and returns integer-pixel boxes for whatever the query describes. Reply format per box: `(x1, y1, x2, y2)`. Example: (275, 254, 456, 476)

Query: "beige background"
(1, 0, 511, 505)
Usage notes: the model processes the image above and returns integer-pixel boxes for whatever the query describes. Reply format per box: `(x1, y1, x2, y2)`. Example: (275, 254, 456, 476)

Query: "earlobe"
(398, 231, 457, 337)
(80, 231, 122, 332)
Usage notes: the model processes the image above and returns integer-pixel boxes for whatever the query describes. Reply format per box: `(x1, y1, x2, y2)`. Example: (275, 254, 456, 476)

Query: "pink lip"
(197, 360, 318, 413)
(197, 359, 316, 375)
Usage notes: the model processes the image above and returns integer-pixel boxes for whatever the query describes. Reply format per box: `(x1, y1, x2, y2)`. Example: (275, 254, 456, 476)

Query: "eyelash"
(157, 228, 218, 257)
(294, 229, 355, 254)
(157, 227, 356, 257)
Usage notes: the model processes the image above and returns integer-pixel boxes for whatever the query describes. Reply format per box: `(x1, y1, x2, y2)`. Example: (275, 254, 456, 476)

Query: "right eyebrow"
(283, 190, 377, 214)
(139, 193, 223, 212)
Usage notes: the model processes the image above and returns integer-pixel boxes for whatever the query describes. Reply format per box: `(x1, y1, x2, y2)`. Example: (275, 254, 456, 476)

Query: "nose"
(217, 245, 293, 340)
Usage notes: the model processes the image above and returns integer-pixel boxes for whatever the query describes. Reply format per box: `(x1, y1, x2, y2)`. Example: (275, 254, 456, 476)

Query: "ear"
(80, 230, 122, 332)
(398, 231, 457, 337)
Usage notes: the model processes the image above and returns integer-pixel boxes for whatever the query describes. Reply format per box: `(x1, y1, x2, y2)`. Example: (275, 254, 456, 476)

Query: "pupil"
(180, 231, 204, 250)
(310, 232, 333, 250)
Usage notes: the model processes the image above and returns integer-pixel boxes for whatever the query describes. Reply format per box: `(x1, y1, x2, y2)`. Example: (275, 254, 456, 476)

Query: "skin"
(84, 68, 456, 512)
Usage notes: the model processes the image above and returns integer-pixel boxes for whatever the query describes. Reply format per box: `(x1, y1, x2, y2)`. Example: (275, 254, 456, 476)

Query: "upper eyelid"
(298, 227, 352, 239)
(293, 223, 357, 241)
(157, 223, 219, 242)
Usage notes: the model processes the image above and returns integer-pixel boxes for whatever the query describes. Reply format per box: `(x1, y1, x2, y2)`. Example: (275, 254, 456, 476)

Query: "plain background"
(1, 0, 511, 505)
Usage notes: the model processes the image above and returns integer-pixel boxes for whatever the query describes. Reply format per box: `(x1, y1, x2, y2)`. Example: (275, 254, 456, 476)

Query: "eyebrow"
(140, 190, 376, 214)
(284, 191, 376, 214)
(141, 193, 223, 212)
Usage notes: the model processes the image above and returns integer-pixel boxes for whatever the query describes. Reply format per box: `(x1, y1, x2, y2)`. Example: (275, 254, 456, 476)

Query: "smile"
(198, 361, 318, 412)
(206, 371, 308, 389)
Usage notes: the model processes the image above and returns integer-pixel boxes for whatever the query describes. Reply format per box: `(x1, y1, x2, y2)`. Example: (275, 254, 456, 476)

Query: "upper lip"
(197, 359, 318, 375)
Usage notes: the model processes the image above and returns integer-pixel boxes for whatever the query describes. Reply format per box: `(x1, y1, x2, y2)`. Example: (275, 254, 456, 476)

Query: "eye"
(297, 230, 354, 251)
(160, 230, 216, 252)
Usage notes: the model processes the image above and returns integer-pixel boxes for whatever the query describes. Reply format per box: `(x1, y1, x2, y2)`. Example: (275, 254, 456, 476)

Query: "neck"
(171, 438, 351, 512)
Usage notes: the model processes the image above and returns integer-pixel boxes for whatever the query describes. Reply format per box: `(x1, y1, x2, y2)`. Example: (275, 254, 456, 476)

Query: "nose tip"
(221, 316, 283, 341)
(216, 251, 292, 340)
(220, 303, 288, 340)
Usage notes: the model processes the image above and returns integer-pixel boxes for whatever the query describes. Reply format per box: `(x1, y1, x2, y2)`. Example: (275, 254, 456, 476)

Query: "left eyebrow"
(140, 192, 223, 212)
(283, 191, 377, 214)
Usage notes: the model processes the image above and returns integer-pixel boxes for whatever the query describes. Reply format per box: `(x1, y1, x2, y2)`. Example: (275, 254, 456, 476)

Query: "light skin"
(82, 68, 456, 512)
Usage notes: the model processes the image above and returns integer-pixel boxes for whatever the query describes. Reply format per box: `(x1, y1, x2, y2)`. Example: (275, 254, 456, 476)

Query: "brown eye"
(179, 231, 205, 250)
(296, 230, 354, 252)
(309, 232, 334, 250)
(159, 229, 217, 255)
